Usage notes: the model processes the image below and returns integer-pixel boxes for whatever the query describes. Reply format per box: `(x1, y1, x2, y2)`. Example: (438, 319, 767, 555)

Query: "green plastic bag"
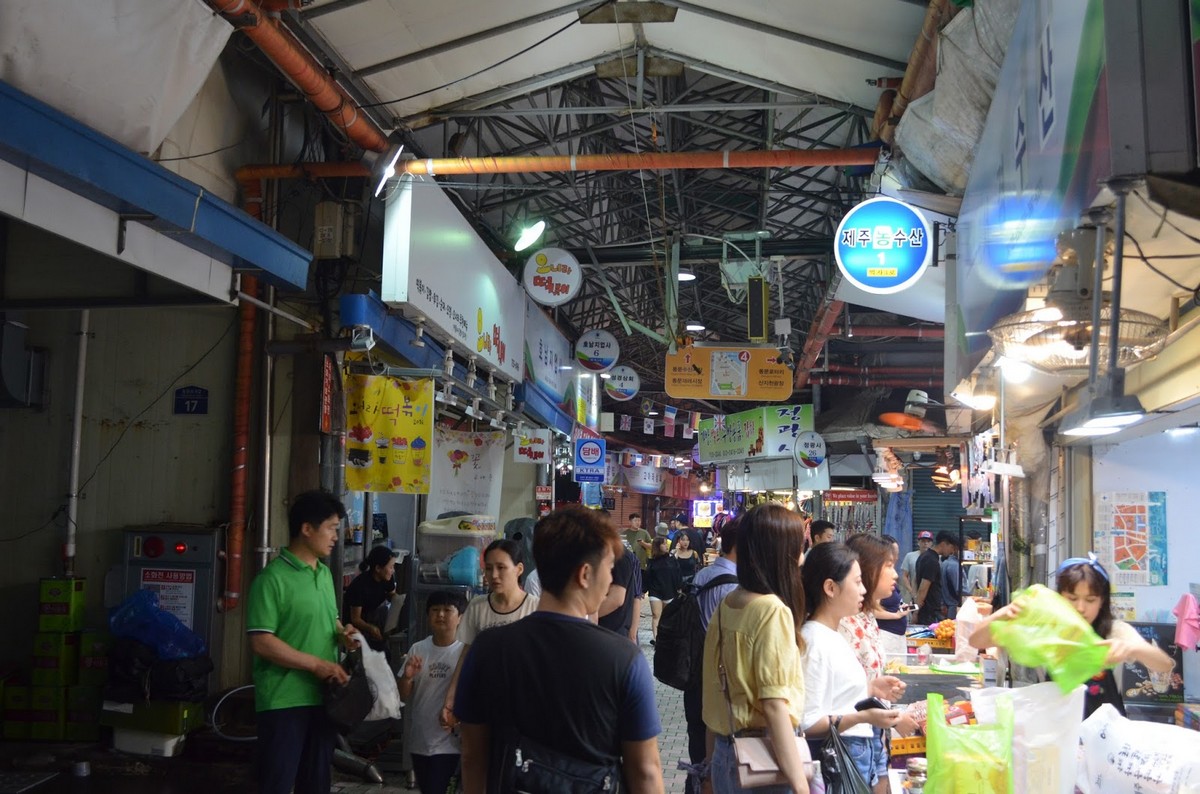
(926, 692, 1013, 794)
(989, 584, 1109, 693)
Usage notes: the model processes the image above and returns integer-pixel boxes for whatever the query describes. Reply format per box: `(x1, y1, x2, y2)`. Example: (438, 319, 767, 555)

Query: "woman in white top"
(442, 538, 538, 728)
(800, 542, 905, 790)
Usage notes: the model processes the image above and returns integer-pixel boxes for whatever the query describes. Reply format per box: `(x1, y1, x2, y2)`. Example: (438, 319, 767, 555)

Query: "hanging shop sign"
(604, 365, 640, 402)
(619, 452, 666, 494)
(344, 374, 434, 493)
(380, 175, 524, 381)
(834, 196, 933, 295)
(664, 345, 792, 401)
(524, 295, 572, 409)
(575, 372, 600, 431)
(574, 437, 606, 483)
(427, 428, 506, 518)
(575, 329, 620, 373)
(793, 431, 826, 469)
(696, 404, 814, 464)
(523, 247, 583, 306)
(512, 428, 552, 464)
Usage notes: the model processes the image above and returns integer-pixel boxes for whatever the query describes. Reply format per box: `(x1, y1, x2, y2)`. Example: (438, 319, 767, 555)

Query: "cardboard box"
(77, 630, 109, 687)
(29, 687, 65, 740)
(65, 686, 102, 742)
(32, 632, 79, 686)
(38, 578, 86, 632)
(3, 684, 31, 740)
(100, 699, 203, 735)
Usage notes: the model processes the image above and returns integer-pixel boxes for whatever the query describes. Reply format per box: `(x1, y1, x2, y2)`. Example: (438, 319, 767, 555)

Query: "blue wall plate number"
(174, 385, 208, 415)
(834, 197, 933, 295)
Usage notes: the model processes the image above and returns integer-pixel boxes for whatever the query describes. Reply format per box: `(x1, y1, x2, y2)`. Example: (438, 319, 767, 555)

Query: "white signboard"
(575, 329, 619, 373)
(427, 428, 506, 518)
(140, 568, 196, 629)
(381, 175, 525, 381)
(513, 428, 552, 464)
(604, 366, 640, 402)
(524, 296, 572, 405)
(523, 247, 583, 306)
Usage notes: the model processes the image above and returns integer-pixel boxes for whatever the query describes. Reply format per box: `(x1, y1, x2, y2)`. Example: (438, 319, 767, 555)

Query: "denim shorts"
(841, 730, 887, 787)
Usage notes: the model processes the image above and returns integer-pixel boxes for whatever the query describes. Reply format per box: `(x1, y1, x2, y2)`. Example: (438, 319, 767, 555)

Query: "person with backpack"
(683, 516, 740, 794)
(644, 537, 683, 646)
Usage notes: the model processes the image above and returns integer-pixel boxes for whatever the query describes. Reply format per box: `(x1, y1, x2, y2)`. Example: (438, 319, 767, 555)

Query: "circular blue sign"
(834, 197, 933, 294)
(578, 440, 603, 464)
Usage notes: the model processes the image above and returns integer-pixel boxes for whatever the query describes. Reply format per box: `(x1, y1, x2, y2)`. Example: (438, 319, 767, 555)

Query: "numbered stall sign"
(834, 197, 933, 295)
(174, 386, 209, 415)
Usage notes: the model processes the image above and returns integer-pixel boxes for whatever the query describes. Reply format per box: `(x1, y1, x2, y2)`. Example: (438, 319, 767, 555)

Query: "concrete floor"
(1, 601, 694, 794)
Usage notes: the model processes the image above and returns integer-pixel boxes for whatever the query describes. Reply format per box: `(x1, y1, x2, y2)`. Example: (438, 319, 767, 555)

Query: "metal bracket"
(116, 213, 155, 255)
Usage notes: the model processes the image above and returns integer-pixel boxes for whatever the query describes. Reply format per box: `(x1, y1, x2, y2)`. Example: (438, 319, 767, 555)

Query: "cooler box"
(416, 517, 497, 586)
(29, 687, 65, 740)
(32, 632, 80, 686)
(3, 684, 31, 740)
(100, 699, 203, 735)
(112, 727, 186, 757)
(39, 578, 86, 632)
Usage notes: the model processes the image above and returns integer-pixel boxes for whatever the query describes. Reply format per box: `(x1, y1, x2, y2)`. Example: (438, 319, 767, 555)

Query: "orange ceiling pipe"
(402, 147, 879, 176)
(205, 0, 389, 153)
(873, 0, 958, 143)
(825, 364, 943, 375)
(794, 298, 845, 391)
(829, 326, 944, 338)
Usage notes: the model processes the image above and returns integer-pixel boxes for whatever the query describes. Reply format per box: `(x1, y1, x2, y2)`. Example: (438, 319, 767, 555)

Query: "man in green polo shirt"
(247, 489, 354, 794)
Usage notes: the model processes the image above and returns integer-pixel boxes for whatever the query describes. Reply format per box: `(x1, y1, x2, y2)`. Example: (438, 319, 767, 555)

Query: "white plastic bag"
(1077, 704, 1200, 794)
(971, 682, 1084, 794)
(954, 596, 982, 661)
(351, 631, 403, 721)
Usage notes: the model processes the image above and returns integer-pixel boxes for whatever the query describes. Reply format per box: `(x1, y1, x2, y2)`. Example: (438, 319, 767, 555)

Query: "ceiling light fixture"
(1061, 392, 1146, 436)
(514, 220, 547, 252)
(678, 268, 697, 282)
(599, 372, 612, 379)
(685, 321, 705, 332)
(373, 143, 405, 198)
(996, 356, 1033, 384)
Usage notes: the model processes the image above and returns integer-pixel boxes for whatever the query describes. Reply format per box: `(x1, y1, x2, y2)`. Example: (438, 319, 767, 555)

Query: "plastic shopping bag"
(954, 597, 982, 662)
(926, 692, 1013, 794)
(1076, 704, 1200, 794)
(109, 589, 208, 660)
(988, 584, 1108, 694)
(351, 630, 403, 721)
(971, 682, 1084, 794)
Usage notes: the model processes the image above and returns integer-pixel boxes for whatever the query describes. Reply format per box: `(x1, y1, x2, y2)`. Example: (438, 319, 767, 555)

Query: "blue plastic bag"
(108, 589, 208, 660)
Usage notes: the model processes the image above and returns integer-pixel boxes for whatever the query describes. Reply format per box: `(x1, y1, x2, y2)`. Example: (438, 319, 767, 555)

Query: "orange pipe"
(205, 0, 389, 153)
(235, 162, 370, 182)
(794, 299, 844, 391)
(825, 364, 943, 375)
(402, 147, 879, 176)
(811, 375, 942, 388)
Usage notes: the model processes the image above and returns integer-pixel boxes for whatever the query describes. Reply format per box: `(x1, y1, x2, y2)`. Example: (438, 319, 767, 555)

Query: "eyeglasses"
(1056, 552, 1109, 583)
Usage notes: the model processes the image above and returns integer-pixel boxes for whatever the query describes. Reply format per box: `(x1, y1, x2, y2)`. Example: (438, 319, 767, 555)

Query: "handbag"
(323, 650, 373, 733)
(500, 732, 622, 793)
(817, 718, 872, 794)
(716, 608, 817, 788)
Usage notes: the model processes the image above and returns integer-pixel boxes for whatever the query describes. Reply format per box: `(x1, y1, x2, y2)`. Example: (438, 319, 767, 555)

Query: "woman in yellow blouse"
(700, 503, 809, 794)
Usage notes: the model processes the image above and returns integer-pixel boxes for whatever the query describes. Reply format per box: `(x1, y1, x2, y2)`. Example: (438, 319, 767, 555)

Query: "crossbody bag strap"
(716, 605, 740, 736)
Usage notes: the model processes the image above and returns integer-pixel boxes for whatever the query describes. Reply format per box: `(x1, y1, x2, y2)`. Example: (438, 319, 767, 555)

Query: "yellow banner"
(664, 345, 793, 401)
(344, 374, 434, 493)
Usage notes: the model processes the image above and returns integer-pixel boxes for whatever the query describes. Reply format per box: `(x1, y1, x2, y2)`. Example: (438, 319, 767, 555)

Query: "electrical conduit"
(64, 309, 89, 578)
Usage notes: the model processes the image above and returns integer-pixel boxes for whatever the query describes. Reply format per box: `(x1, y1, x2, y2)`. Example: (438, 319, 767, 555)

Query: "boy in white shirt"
(398, 591, 467, 794)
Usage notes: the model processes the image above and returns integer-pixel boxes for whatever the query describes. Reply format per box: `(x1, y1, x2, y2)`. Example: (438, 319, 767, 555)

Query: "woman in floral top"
(839, 534, 918, 793)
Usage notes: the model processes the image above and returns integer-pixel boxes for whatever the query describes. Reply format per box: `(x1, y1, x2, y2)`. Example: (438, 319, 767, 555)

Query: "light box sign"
(524, 295, 572, 408)
(523, 247, 583, 306)
(574, 437, 606, 483)
(763, 404, 815, 458)
(575, 329, 619, 373)
(380, 175, 524, 382)
(697, 404, 814, 464)
(664, 345, 792, 401)
(604, 365, 640, 402)
(834, 197, 932, 295)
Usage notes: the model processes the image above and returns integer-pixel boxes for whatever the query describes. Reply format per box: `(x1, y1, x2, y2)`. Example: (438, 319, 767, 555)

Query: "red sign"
(823, 489, 878, 503)
(320, 355, 334, 434)
(535, 485, 552, 501)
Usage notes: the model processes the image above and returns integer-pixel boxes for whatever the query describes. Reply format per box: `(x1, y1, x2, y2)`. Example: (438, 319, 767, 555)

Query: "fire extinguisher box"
(38, 578, 86, 633)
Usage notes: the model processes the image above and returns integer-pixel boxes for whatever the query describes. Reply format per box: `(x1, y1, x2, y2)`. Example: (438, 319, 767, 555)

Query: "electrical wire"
(0, 506, 67, 544)
(357, 0, 616, 110)
(75, 317, 238, 499)
(1134, 189, 1200, 246)
(155, 137, 249, 163)
(1124, 231, 1197, 294)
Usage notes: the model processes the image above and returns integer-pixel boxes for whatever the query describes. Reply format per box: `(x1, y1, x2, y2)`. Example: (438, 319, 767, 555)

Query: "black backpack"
(653, 573, 738, 690)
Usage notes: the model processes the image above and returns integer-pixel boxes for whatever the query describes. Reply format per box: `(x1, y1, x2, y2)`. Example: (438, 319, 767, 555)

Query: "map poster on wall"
(427, 428, 505, 519)
(1093, 491, 1168, 587)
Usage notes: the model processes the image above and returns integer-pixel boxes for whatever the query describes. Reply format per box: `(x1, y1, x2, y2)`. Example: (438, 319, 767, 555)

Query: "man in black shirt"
(598, 548, 642, 640)
(914, 532, 943, 626)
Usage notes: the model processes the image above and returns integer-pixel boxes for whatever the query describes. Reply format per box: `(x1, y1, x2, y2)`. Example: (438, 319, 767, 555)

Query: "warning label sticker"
(141, 568, 196, 629)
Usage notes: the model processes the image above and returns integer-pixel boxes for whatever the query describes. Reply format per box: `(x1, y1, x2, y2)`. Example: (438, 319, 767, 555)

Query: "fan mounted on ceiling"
(877, 390, 945, 434)
(987, 228, 1168, 374)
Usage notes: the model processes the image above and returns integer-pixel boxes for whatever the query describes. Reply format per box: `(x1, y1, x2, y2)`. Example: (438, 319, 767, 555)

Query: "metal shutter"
(910, 466, 967, 537)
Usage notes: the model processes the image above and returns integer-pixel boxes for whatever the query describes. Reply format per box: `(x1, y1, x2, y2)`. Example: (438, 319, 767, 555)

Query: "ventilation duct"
(0, 319, 46, 408)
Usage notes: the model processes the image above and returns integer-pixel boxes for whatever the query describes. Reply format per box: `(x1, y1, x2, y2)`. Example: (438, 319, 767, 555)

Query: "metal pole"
(1107, 183, 1134, 379)
(257, 286, 275, 570)
(64, 309, 89, 578)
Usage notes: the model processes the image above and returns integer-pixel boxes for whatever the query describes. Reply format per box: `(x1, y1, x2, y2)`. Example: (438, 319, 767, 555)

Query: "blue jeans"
(842, 730, 887, 787)
(711, 734, 796, 794)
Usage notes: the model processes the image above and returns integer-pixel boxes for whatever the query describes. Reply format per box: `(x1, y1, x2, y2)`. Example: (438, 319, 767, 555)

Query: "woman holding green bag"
(969, 553, 1173, 717)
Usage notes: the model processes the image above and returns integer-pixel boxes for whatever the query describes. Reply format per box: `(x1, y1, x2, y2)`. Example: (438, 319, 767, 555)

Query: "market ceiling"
(251, 0, 947, 426)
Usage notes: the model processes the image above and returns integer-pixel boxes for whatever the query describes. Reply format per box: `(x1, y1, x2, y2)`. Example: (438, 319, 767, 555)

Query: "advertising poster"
(344, 374, 434, 493)
(427, 428, 505, 519)
(512, 428, 551, 464)
(664, 345, 792, 401)
(697, 405, 813, 464)
(1122, 623, 1184, 705)
(1093, 491, 1168, 586)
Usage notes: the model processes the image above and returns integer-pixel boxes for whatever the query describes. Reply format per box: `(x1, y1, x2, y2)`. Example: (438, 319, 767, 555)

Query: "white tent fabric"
(0, 0, 231, 154)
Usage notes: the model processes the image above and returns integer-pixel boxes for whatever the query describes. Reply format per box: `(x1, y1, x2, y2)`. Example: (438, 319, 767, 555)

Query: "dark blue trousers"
(257, 705, 336, 794)
(411, 753, 460, 794)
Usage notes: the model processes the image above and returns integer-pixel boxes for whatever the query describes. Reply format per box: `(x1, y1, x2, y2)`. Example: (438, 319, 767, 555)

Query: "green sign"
(698, 405, 813, 463)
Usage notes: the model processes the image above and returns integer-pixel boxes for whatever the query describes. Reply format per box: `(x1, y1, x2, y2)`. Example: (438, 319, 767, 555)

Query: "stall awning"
(0, 80, 311, 292)
(340, 292, 574, 436)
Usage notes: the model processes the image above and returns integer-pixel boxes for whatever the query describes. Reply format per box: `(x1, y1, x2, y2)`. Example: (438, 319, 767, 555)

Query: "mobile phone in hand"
(854, 697, 888, 711)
